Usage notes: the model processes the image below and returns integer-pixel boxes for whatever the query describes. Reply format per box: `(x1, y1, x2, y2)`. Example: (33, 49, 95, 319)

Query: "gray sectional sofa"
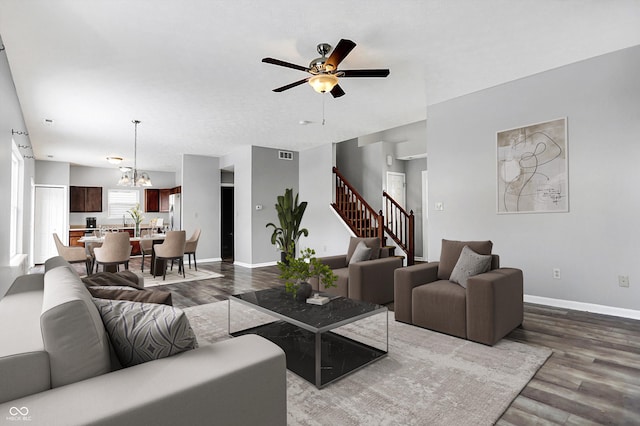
(0, 257, 287, 425)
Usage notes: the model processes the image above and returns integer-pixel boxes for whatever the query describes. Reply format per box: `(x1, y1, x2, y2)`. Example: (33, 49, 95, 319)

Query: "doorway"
(221, 186, 234, 262)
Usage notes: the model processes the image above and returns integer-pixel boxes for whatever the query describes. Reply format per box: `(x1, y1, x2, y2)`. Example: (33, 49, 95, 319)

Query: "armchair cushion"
(438, 239, 493, 280)
(93, 298, 198, 367)
(449, 246, 493, 288)
(349, 241, 372, 264)
(346, 237, 381, 263)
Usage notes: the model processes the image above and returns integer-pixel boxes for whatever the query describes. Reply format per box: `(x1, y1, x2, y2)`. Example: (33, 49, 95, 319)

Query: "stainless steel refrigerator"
(169, 193, 181, 230)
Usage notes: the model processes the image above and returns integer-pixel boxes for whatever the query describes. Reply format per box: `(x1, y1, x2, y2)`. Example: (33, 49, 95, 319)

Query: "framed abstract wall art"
(497, 118, 568, 214)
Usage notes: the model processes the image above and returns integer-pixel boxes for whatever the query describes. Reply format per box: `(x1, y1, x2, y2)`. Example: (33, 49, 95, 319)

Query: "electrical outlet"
(552, 268, 561, 279)
(618, 275, 630, 288)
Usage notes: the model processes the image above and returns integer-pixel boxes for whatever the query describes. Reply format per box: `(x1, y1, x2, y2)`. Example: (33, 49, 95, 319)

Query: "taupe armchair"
(185, 228, 201, 271)
(310, 237, 403, 305)
(93, 232, 132, 273)
(53, 233, 91, 275)
(153, 230, 186, 280)
(394, 239, 523, 346)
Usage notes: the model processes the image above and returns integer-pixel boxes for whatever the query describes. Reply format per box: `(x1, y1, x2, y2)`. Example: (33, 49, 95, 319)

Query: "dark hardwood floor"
(41, 258, 640, 425)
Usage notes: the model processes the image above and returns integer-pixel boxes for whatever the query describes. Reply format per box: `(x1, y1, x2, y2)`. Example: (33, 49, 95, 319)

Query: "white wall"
(299, 143, 352, 257)
(182, 154, 220, 262)
(0, 34, 35, 297)
(427, 46, 640, 313)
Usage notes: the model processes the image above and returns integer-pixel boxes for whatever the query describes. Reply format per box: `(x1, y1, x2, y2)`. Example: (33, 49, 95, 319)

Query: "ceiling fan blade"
(325, 39, 356, 70)
(273, 78, 310, 92)
(330, 84, 345, 98)
(262, 57, 310, 73)
(341, 69, 390, 78)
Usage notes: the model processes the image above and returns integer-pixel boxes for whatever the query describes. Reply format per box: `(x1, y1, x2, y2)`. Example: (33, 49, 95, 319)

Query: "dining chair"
(184, 228, 201, 271)
(93, 232, 132, 273)
(153, 230, 186, 280)
(139, 229, 156, 273)
(53, 233, 92, 275)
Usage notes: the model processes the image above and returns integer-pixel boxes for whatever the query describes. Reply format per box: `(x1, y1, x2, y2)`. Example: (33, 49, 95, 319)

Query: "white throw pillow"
(93, 298, 198, 367)
(449, 245, 492, 288)
(349, 241, 372, 264)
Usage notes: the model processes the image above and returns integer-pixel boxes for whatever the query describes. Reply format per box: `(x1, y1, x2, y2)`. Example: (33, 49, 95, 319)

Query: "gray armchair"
(394, 239, 523, 346)
(310, 237, 403, 305)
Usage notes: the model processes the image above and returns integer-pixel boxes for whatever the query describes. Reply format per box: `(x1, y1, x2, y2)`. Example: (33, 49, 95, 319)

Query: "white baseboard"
(524, 294, 640, 320)
(185, 257, 221, 263)
(233, 261, 278, 269)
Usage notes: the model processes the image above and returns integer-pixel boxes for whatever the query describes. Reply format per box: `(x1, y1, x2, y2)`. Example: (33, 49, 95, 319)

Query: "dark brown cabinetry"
(145, 189, 160, 212)
(145, 186, 181, 212)
(69, 230, 85, 247)
(70, 186, 102, 212)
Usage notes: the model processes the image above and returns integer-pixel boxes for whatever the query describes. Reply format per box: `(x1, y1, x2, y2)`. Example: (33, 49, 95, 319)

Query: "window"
(108, 189, 140, 219)
(10, 142, 24, 258)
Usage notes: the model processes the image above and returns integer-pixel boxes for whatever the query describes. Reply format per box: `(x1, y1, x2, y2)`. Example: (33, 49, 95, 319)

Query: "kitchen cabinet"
(145, 189, 160, 212)
(146, 187, 181, 212)
(69, 230, 85, 247)
(159, 189, 171, 212)
(70, 186, 102, 212)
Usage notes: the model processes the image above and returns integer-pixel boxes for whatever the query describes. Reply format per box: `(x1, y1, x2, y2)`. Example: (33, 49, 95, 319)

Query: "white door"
(34, 186, 66, 264)
(386, 172, 406, 208)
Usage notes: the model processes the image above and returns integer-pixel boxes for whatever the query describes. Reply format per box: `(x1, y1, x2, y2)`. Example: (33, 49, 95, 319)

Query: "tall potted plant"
(266, 188, 308, 262)
(278, 248, 337, 301)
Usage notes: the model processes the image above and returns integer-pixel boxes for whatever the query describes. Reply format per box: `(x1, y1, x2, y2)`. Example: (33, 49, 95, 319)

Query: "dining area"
(56, 227, 201, 281)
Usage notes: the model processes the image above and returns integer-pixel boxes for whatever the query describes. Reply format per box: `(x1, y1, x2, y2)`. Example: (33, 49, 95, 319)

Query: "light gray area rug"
(184, 302, 551, 426)
(144, 268, 223, 287)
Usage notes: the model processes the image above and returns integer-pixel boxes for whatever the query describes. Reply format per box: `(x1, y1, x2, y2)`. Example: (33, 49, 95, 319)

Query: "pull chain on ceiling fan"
(262, 39, 390, 98)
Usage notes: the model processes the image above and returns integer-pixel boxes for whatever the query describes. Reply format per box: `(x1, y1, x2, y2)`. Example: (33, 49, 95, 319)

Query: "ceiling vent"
(278, 150, 294, 160)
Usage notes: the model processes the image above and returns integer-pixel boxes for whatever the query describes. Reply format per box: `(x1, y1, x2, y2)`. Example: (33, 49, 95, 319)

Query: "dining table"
(79, 233, 167, 275)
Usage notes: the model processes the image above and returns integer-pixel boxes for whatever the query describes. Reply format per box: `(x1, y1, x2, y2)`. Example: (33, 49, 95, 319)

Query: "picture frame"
(497, 117, 568, 214)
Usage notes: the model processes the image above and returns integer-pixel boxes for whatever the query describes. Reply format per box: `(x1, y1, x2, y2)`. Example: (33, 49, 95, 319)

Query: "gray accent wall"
(427, 45, 640, 311)
(182, 154, 220, 262)
(252, 146, 299, 265)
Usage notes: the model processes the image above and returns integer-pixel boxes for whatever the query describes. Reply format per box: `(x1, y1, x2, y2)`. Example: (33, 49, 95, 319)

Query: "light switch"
(435, 202, 444, 211)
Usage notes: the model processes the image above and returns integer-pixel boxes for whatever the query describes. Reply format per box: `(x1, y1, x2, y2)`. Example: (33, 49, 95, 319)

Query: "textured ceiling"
(1, 0, 639, 172)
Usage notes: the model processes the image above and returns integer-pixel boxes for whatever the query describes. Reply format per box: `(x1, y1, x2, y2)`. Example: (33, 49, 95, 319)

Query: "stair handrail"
(332, 167, 384, 242)
(383, 190, 415, 265)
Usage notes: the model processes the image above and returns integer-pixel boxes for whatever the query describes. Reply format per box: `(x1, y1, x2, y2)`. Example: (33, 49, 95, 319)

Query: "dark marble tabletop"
(231, 287, 386, 331)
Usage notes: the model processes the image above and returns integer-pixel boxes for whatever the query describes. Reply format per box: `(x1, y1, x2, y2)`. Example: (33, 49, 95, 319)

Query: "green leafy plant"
(266, 188, 308, 256)
(278, 248, 337, 296)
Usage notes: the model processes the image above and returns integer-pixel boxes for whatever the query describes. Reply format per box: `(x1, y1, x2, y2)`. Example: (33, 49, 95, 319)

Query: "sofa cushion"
(346, 237, 381, 263)
(349, 241, 372, 264)
(41, 266, 112, 388)
(88, 287, 173, 306)
(449, 246, 492, 289)
(438, 239, 493, 280)
(412, 280, 467, 339)
(82, 271, 145, 288)
(93, 299, 198, 367)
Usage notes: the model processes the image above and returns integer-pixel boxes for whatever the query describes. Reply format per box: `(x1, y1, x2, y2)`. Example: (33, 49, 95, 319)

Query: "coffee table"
(228, 288, 388, 389)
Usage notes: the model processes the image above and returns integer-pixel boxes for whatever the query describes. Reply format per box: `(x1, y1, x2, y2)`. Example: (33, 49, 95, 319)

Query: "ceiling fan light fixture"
(309, 73, 339, 94)
(106, 156, 123, 164)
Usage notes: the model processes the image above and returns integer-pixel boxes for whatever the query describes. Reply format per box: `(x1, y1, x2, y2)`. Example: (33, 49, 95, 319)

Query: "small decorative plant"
(278, 247, 337, 297)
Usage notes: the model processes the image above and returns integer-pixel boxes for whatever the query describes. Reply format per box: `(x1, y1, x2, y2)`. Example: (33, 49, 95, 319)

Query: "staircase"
(332, 167, 415, 265)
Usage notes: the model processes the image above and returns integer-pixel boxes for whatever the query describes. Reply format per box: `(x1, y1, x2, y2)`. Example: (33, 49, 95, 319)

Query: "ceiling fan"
(262, 39, 390, 98)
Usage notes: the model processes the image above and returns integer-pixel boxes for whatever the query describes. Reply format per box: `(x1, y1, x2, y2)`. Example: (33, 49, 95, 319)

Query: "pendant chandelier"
(118, 120, 152, 187)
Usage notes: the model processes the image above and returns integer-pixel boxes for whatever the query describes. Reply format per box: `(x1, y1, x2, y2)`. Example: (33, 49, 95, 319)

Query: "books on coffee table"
(306, 295, 330, 305)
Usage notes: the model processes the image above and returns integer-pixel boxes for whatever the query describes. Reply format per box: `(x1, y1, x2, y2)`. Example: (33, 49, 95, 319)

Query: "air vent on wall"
(278, 150, 293, 160)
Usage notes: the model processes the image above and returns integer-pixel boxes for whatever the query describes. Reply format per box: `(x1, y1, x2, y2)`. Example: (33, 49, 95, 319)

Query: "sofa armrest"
(348, 257, 403, 305)
(466, 268, 524, 345)
(318, 254, 348, 270)
(0, 335, 287, 426)
(393, 262, 440, 323)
